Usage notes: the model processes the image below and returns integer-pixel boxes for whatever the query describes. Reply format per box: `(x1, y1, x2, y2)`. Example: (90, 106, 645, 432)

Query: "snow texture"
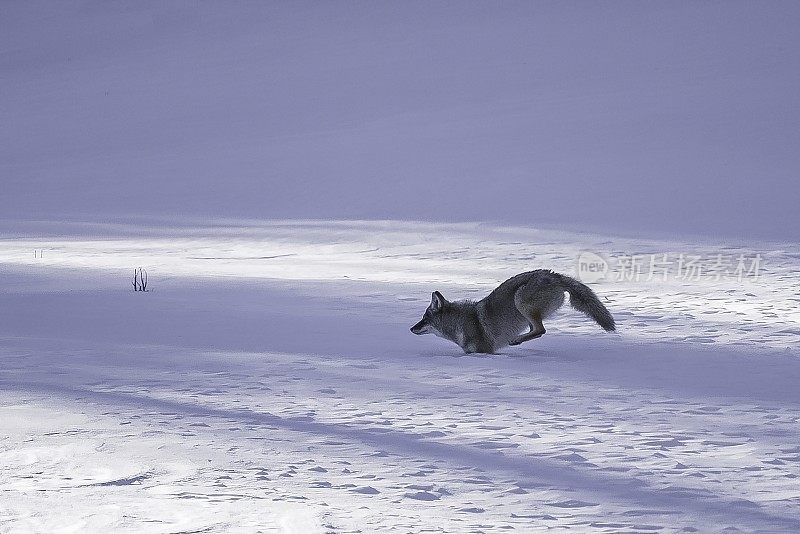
(2, 220, 800, 532)
(2, 1, 800, 532)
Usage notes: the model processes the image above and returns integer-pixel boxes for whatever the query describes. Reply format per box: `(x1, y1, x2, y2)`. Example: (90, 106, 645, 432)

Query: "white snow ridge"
(1, 220, 799, 533)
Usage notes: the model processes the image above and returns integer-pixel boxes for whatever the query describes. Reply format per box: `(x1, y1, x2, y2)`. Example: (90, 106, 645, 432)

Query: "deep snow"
(2, 220, 799, 532)
(3, 2, 800, 531)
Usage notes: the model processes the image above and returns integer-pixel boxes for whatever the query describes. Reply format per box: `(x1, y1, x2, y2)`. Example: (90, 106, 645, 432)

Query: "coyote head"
(411, 291, 451, 338)
(411, 291, 491, 353)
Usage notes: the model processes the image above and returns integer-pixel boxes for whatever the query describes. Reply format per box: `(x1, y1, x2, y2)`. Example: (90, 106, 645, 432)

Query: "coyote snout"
(411, 270, 615, 354)
(410, 321, 426, 335)
(410, 319, 429, 335)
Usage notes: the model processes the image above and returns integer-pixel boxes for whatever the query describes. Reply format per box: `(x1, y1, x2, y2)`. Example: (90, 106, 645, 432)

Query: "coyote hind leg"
(508, 310, 546, 346)
(509, 282, 565, 346)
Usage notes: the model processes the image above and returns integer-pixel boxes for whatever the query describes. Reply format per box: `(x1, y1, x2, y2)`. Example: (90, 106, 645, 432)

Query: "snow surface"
(2, 220, 800, 532)
(3, 2, 800, 531)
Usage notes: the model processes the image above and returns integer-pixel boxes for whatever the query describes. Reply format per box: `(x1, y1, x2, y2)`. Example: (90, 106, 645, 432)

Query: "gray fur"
(410, 270, 615, 354)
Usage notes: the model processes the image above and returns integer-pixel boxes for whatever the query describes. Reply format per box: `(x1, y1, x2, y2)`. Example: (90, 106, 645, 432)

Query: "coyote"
(411, 270, 615, 353)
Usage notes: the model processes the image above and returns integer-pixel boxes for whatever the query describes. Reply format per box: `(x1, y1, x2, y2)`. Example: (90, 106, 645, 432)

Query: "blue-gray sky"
(2, 1, 798, 240)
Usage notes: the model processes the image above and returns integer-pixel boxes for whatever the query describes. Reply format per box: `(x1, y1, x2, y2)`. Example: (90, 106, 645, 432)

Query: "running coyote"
(411, 270, 615, 353)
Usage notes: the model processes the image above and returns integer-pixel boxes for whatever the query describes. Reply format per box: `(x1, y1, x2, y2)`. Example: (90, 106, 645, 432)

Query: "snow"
(2, 2, 800, 531)
(2, 220, 800, 532)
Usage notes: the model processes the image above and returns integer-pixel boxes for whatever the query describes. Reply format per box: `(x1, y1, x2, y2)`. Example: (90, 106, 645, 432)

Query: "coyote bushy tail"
(556, 273, 616, 331)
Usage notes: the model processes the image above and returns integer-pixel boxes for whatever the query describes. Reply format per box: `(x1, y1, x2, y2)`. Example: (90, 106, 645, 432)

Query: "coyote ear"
(430, 291, 447, 310)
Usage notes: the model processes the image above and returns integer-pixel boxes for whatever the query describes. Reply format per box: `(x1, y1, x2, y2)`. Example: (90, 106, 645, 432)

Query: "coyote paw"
(508, 337, 523, 346)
